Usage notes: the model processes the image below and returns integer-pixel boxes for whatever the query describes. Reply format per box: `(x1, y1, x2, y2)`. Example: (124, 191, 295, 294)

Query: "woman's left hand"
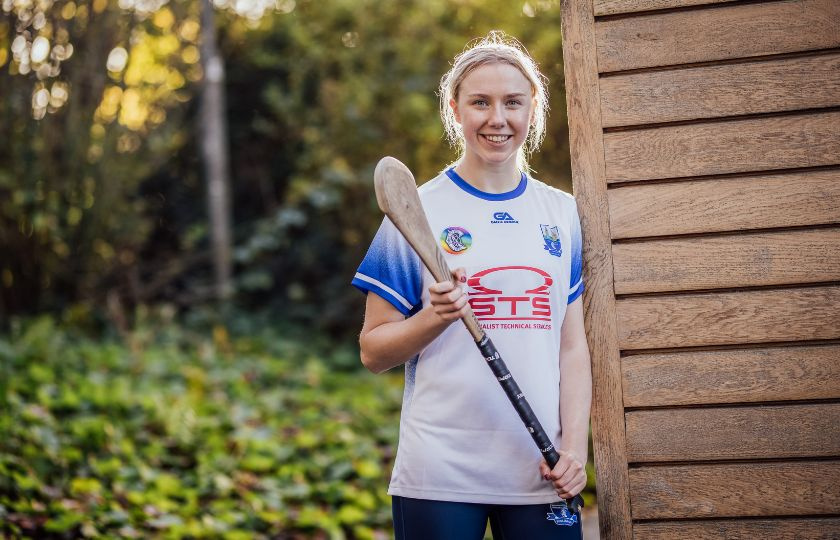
(539, 450, 587, 499)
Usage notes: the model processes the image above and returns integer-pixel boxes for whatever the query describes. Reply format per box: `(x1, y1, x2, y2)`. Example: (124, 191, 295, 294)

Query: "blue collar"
(445, 168, 527, 201)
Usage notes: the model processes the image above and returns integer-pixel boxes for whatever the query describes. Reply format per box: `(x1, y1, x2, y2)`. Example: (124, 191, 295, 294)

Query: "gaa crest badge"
(540, 224, 562, 257)
(440, 226, 472, 255)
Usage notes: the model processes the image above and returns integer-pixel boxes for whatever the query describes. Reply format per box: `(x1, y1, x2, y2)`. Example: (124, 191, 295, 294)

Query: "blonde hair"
(439, 31, 549, 173)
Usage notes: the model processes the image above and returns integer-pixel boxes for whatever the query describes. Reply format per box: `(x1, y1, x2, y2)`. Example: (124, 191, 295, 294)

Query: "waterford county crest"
(546, 502, 578, 527)
(540, 224, 562, 257)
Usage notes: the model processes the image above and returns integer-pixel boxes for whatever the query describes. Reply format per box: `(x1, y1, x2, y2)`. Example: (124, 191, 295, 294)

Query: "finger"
(555, 489, 573, 500)
(554, 469, 586, 494)
(428, 280, 456, 295)
(548, 458, 572, 481)
(539, 460, 551, 480)
(451, 267, 467, 284)
(557, 478, 587, 499)
(555, 476, 585, 498)
(435, 306, 464, 320)
(430, 286, 463, 304)
(554, 470, 585, 491)
(556, 462, 583, 487)
(431, 291, 467, 311)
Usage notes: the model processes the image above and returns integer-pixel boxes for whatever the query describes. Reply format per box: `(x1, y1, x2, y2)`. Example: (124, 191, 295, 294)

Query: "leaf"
(147, 514, 184, 529)
(153, 473, 182, 495)
(336, 504, 366, 525)
(70, 477, 103, 496)
(44, 512, 83, 533)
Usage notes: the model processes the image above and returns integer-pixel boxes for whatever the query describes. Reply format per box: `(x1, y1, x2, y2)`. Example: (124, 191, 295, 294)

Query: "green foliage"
(0, 0, 197, 317)
(1, 0, 571, 338)
(0, 316, 403, 538)
(222, 0, 570, 335)
(1, 314, 597, 538)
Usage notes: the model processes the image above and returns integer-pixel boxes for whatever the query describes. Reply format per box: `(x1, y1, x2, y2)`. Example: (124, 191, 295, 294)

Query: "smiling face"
(450, 62, 535, 171)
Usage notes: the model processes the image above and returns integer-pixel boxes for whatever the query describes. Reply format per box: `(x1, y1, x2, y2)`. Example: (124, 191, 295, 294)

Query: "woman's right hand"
(428, 267, 471, 323)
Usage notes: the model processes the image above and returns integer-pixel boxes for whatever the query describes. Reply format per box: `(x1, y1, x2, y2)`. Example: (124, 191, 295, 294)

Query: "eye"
(506, 99, 523, 107)
(472, 99, 488, 107)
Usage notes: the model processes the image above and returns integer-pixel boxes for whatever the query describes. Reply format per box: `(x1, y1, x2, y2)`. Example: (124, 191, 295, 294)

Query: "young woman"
(352, 32, 591, 539)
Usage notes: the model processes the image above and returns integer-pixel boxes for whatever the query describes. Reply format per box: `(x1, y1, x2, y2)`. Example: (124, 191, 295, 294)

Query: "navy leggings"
(392, 496, 584, 540)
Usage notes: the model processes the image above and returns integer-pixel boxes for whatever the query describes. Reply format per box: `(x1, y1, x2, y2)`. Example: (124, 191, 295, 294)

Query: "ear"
(449, 98, 461, 124)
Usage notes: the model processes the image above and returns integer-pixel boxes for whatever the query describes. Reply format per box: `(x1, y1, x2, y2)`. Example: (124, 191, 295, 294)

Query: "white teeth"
(485, 135, 510, 143)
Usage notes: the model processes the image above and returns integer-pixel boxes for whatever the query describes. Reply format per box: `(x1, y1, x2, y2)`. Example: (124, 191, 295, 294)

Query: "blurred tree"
(0, 0, 199, 324)
(199, 0, 233, 302)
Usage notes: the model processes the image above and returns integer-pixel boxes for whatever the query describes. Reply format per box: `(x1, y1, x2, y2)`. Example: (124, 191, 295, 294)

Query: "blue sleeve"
(568, 203, 585, 304)
(352, 217, 424, 316)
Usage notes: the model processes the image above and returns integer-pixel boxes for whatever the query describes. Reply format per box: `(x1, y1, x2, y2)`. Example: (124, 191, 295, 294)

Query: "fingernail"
(459, 275, 466, 282)
(543, 474, 550, 480)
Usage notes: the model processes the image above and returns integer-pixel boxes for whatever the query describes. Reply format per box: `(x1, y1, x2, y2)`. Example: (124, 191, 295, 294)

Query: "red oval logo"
(467, 266, 553, 321)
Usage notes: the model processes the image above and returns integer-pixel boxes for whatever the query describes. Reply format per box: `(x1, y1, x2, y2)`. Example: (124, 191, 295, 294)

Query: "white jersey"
(352, 168, 584, 504)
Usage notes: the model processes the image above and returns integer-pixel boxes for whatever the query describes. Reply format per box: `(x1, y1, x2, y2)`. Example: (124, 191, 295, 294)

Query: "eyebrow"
(466, 92, 528, 98)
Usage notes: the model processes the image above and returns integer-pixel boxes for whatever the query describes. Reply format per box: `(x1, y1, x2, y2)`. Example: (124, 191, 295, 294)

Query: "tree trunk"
(199, 0, 233, 301)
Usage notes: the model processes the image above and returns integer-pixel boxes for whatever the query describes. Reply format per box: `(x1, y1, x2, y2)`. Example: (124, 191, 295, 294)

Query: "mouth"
(481, 134, 513, 144)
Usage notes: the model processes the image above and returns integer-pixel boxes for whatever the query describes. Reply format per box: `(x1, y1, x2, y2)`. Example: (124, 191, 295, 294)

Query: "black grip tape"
(476, 336, 584, 513)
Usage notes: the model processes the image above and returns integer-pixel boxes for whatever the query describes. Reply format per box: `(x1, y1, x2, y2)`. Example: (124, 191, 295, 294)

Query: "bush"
(0, 314, 596, 539)
(1, 316, 401, 539)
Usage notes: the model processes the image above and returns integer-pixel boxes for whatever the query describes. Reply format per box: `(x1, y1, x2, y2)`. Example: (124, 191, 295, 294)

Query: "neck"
(454, 154, 521, 194)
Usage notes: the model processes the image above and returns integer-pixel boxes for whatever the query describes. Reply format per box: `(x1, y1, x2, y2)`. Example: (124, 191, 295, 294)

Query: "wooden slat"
(625, 404, 840, 462)
(630, 461, 840, 519)
(594, 0, 737, 17)
(560, 0, 634, 537)
(608, 170, 840, 239)
(622, 345, 840, 407)
(595, 0, 840, 72)
(634, 517, 840, 540)
(604, 111, 840, 182)
(616, 286, 840, 350)
(599, 53, 840, 127)
(613, 229, 840, 294)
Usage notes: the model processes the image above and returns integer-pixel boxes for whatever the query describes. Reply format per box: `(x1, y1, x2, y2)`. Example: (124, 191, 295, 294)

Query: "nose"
(489, 103, 506, 128)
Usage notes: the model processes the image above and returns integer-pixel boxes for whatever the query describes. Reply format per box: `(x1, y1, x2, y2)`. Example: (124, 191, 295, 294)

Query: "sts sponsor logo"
(491, 212, 519, 224)
(440, 226, 472, 254)
(467, 266, 552, 327)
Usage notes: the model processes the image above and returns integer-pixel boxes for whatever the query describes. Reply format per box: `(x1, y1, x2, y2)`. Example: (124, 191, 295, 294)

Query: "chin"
(478, 152, 518, 166)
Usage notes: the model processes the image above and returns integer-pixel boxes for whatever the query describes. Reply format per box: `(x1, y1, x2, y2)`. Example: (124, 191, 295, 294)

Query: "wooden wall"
(560, 0, 840, 537)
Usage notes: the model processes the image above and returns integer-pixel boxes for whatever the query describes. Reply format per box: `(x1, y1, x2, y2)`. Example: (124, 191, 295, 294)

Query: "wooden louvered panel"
(599, 53, 840, 127)
(595, 0, 840, 72)
(608, 170, 840, 239)
(622, 345, 840, 407)
(564, 0, 840, 532)
(629, 461, 840, 519)
(634, 518, 840, 540)
(625, 404, 840, 462)
(612, 229, 840, 294)
(616, 286, 840, 349)
(603, 111, 840, 182)
(594, 0, 737, 17)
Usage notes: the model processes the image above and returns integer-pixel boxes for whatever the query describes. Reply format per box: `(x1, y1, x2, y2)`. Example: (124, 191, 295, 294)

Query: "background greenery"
(2, 1, 590, 537)
(0, 0, 572, 329)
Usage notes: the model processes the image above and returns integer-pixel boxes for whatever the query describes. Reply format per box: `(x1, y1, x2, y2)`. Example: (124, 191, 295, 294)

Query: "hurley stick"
(374, 156, 584, 514)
